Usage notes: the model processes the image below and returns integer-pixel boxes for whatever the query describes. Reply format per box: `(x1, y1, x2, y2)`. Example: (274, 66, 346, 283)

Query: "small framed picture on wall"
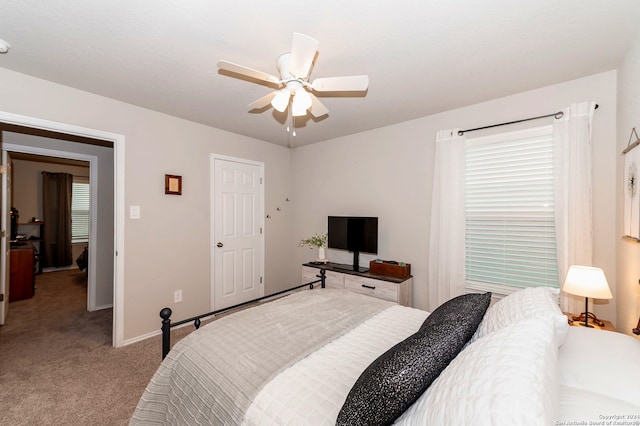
(165, 174, 182, 195)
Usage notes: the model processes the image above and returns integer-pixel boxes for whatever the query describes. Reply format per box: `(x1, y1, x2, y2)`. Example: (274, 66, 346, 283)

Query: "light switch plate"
(130, 205, 141, 219)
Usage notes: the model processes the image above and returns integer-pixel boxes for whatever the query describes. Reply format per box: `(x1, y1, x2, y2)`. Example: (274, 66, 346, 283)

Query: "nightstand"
(565, 312, 616, 332)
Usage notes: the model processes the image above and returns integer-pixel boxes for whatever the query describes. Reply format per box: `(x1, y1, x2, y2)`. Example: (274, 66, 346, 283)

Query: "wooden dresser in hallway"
(9, 243, 35, 302)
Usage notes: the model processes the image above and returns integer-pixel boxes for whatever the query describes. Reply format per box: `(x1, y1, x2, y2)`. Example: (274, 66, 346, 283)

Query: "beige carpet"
(0, 269, 196, 425)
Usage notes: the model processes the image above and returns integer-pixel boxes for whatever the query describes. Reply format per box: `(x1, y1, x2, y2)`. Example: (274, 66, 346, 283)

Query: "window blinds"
(465, 126, 559, 296)
(72, 180, 90, 242)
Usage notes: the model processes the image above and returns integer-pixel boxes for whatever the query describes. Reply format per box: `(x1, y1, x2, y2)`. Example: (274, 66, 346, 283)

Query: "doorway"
(210, 154, 265, 311)
(5, 150, 95, 307)
(0, 112, 125, 347)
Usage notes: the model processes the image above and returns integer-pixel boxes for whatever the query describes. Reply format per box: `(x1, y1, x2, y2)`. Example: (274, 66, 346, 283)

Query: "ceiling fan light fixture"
(293, 87, 312, 110)
(291, 86, 312, 116)
(218, 32, 370, 128)
(271, 89, 290, 112)
(292, 99, 309, 117)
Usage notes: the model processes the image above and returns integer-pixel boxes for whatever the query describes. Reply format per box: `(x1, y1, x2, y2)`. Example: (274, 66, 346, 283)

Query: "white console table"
(302, 262, 413, 307)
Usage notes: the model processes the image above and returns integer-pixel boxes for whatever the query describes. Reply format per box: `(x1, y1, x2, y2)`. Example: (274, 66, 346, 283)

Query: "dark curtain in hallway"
(42, 172, 73, 267)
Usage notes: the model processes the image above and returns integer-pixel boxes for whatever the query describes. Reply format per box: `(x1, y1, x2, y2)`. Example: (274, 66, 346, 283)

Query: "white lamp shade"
(291, 87, 312, 117)
(271, 89, 290, 112)
(291, 102, 308, 117)
(562, 265, 612, 299)
(294, 87, 312, 109)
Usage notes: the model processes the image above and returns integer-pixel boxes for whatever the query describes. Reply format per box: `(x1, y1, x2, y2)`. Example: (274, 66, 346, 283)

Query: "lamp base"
(571, 312, 605, 328)
(570, 320, 600, 329)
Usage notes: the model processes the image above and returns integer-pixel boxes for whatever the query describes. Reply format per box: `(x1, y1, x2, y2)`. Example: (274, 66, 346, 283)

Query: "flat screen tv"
(327, 216, 378, 272)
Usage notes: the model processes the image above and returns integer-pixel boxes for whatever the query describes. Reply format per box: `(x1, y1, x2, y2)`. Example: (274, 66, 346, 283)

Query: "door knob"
(217, 242, 223, 248)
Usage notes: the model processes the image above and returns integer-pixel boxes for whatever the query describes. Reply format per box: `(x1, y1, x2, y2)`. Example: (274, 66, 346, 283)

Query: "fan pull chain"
(285, 100, 296, 137)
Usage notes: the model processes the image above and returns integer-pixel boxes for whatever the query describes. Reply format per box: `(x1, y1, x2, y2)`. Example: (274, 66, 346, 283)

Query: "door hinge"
(260, 177, 263, 185)
(0, 293, 4, 302)
(260, 227, 262, 234)
(0, 230, 5, 238)
(260, 277, 263, 284)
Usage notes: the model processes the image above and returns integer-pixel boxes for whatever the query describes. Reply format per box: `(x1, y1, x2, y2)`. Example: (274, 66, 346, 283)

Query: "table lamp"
(562, 265, 612, 328)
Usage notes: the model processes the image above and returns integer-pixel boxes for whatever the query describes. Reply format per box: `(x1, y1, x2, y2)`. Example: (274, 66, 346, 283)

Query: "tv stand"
(331, 249, 367, 273)
(333, 263, 369, 273)
(302, 262, 413, 307)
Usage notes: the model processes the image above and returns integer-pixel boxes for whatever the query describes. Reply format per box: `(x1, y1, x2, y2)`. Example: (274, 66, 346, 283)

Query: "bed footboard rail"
(160, 270, 326, 359)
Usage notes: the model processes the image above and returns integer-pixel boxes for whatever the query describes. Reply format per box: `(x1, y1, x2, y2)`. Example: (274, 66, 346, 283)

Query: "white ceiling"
(1, 1, 639, 147)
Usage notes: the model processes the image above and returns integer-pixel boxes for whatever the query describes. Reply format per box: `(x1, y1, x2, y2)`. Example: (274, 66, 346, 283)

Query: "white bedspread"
(244, 310, 640, 425)
(557, 326, 640, 422)
(132, 285, 640, 426)
(131, 289, 394, 425)
(243, 304, 428, 426)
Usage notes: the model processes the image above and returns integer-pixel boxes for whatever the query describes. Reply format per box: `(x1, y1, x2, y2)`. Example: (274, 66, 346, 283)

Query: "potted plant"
(299, 232, 328, 261)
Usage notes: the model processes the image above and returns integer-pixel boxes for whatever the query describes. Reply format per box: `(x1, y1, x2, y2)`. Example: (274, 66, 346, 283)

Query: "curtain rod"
(457, 104, 599, 136)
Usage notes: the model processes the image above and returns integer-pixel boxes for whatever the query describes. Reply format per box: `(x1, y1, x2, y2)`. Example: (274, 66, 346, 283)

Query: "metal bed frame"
(159, 269, 326, 359)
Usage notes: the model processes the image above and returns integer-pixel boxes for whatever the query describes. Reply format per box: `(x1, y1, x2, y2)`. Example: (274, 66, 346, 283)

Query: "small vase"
(318, 247, 326, 261)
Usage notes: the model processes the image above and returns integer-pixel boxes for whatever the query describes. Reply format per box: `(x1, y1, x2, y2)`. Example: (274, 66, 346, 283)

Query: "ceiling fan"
(217, 33, 369, 120)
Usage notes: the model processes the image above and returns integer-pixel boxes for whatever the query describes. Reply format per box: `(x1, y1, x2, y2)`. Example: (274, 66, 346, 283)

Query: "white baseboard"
(94, 303, 112, 311)
(122, 329, 160, 347)
(121, 319, 207, 347)
(42, 266, 80, 273)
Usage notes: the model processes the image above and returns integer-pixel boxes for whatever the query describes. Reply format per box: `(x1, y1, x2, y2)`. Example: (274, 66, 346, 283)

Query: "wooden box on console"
(369, 261, 411, 278)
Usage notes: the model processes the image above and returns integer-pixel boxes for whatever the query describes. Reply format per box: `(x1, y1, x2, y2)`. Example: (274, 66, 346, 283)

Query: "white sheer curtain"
(428, 129, 466, 311)
(553, 101, 597, 313)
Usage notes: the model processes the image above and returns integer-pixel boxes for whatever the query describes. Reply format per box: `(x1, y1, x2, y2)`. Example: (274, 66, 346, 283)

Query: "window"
(72, 177, 90, 243)
(465, 126, 559, 296)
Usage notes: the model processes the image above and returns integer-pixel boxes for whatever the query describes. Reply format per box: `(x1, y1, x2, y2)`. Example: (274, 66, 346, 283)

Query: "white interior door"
(211, 156, 264, 310)
(0, 151, 11, 324)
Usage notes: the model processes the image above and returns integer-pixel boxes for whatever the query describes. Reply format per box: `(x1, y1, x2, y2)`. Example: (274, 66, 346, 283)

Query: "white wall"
(0, 67, 294, 342)
(292, 71, 618, 321)
(616, 30, 640, 338)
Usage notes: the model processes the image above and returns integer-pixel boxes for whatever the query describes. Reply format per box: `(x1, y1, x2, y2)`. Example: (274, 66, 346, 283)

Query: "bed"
(131, 285, 640, 425)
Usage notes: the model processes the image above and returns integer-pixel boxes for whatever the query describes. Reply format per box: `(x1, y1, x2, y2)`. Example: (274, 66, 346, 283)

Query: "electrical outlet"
(174, 290, 182, 303)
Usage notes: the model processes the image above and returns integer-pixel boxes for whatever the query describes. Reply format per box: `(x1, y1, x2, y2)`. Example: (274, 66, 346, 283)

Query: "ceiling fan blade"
(248, 92, 277, 111)
(217, 60, 281, 85)
(311, 75, 369, 92)
(309, 93, 329, 117)
(289, 33, 319, 79)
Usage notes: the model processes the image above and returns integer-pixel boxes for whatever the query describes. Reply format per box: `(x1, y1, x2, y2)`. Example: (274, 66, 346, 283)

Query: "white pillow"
(558, 326, 640, 409)
(395, 317, 559, 426)
(473, 286, 569, 345)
